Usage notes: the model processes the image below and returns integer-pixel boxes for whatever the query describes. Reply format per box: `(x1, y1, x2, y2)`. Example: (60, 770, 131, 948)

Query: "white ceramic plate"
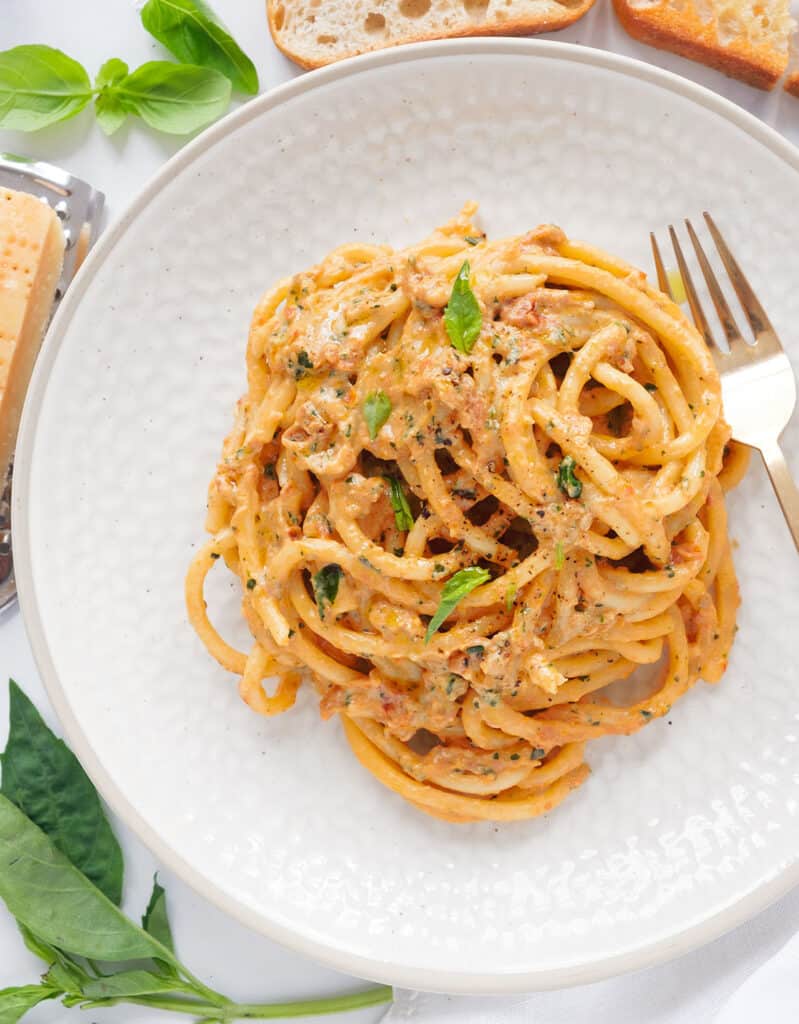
(15, 40, 799, 993)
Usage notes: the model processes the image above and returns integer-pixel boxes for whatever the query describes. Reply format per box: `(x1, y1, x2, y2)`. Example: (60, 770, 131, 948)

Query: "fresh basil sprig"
(0, 44, 231, 135)
(444, 261, 482, 355)
(0, 680, 392, 1022)
(425, 566, 491, 643)
(141, 0, 259, 95)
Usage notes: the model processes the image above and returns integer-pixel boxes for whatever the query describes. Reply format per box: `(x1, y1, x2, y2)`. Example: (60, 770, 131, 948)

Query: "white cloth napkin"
(382, 923, 799, 1022)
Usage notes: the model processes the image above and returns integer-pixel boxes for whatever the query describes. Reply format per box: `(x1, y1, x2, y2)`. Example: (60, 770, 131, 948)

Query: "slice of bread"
(0, 189, 65, 481)
(613, 0, 794, 91)
(786, 68, 799, 96)
(268, 0, 597, 69)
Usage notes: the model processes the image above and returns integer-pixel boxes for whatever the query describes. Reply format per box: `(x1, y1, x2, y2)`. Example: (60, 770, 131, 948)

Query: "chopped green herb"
(425, 566, 491, 643)
(363, 391, 392, 441)
(444, 261, 482, 355)
(389, 282, 398, 291)
(644, 382, 658, 392)
(210, 552, 220, 560)
(530, 747, 546, 759)
(505, 584, 517, 612)
(640, 709, 653, 719)
(466, 644, 485, 656)
(312, 563, 343, 619)
(510, 753, 520, 761)
(385, 477, 414, 532)
(288, 349, 314, 380)
(263, 462, 275, 479)
(554, 541, 565, 570)
(555, 455, 582, 499)
(464, 235, 482, 246)
(246, 578, 256, 590)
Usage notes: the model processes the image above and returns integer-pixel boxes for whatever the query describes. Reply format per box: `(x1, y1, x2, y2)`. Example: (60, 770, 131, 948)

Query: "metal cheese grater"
(0, 153, 105, 615)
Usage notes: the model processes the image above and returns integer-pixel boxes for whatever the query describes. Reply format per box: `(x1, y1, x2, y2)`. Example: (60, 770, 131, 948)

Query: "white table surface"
(3, 2, 799, 1022)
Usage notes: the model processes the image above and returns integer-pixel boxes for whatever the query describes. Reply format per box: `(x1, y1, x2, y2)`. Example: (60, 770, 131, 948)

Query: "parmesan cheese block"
(0, 189, 65, 481)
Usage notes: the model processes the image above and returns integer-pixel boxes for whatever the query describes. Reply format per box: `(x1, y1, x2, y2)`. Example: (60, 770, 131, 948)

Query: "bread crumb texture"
(614, 0, 795, 90)
(268, 0, 596, 68)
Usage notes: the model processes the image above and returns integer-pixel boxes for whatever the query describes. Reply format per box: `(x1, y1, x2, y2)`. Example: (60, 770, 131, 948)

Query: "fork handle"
(759, 440, 799, 553)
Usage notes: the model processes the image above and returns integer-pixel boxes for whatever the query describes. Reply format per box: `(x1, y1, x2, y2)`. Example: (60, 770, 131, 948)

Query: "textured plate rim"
(13, 37, 799, 994)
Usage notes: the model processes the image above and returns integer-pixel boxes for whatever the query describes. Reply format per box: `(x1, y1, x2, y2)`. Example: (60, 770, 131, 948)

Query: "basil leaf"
(95, 96, 126, 135)
(0, 45, 92, 131)
(1, 681, 124, 906)
(16, 923, 59, 966)
(82, 970, 188, 1000)
(141, 0, 258, 95)
(0, 985, 57, 1024)
(444, 261, 482, 355)
(555, 456, 582, 499)
(363, 391, 391, 441)
(43, 962, 82, 996)
(313, 564, 342, 620)
(94, 58, 128, 135)
(425, 567, 491, 643)
(385, 477, 414, 532)
(142, 874, 174, 952)
(111, 62, 231, 135)
(0, 793, 173, 963)
(95, 58, 128, 90)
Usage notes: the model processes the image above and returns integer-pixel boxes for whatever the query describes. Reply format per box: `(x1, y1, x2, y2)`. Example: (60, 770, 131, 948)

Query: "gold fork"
(651, 214, 799, 553)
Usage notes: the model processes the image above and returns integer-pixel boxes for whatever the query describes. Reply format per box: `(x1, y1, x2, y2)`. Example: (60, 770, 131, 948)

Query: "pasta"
(186, 205, 746, 823)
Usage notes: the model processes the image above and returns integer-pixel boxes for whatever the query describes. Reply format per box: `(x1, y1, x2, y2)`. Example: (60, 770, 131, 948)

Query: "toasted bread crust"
(267, 1, 596, 70)
(613, 0, 787, 91)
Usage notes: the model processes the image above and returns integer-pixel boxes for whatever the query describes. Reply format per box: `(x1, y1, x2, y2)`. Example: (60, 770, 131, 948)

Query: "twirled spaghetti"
(186, 205, 746, 823)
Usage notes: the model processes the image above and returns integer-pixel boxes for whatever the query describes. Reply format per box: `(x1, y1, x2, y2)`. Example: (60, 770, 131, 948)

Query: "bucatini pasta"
(186, 205, 746, 823)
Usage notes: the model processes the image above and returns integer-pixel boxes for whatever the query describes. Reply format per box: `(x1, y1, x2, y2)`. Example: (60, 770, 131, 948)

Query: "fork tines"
(650, 213, 778, 359)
